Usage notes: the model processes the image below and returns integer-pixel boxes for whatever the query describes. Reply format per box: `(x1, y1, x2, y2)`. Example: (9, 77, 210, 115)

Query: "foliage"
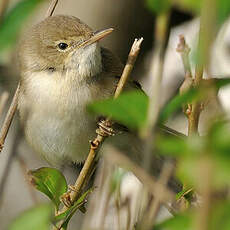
(28, 167, 68, 209)
(0, 0, 44, 53)
(88, 90, 148, 130)
(8, 204, 52, 230)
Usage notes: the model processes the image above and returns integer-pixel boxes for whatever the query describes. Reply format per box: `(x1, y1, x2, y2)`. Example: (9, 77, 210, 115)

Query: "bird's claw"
(60, 185, 79, 207)
(60, 191, 72, 208)
(96, 119, 115, 137)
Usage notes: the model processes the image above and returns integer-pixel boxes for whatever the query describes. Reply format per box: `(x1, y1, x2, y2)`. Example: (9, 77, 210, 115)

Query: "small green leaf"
(156, 135, 188, 157)
(110, 168, 126, 194)
(173, 0, 230, 25)
(28, 167, 68, 209)
(154, 213, 192, 230)
(217, 0, 230, 26)
(210, 201, 230, 230)
(0, 0, 44, 52)
(146, 0, 171, 14)
(160, 87, 201, 123)
(54, 188, 93, 229)
(88, 90, 148, 130)
(173, 0, 202, 14)
(8, 204, 52, 230)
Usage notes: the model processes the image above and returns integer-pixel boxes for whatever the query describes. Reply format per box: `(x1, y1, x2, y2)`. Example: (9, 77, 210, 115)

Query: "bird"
(17, 15, 136, 167)
(17, 14, 182, 191)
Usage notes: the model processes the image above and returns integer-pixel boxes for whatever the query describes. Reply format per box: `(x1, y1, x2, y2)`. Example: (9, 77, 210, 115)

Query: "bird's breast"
(18, 70, 113, 167)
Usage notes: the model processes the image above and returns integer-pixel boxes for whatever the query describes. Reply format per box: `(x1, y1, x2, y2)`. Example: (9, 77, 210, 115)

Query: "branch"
(46, 0, 59, 18)
(114, 38, 143, 98)
(0, 91, 9, 118)
(0, 83, 20, 152)
(0, 0, 9, 24)
(59, 38, 143, 215)
(104, 147, 175, 202)
(176, 35, 192, 79)
(140, 11, 170, 173)
(138, 161, 175, 229)
(176, 35, 202, 136)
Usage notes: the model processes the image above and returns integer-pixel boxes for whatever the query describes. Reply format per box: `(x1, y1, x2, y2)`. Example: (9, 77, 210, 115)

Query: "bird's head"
(19, 15, 113, 78)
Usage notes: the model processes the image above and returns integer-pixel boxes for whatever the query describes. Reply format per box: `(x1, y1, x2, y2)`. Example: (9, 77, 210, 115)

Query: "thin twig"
(17, 155, 39, 204)
(46, 0, 59, 18)
(0, 0, 9, 24)
(141, 11, 170, 172)
(58, 38, 143, 216)
(103, 146, 175, 203)
(195, 157, 213, 230)
(0, 91, 9, 118)
(144, 161, 175, 229)
(176, 35, 192, 78)
(114, 38, 143, 98)
(0, 83, 20, 152)
(176, 35, 194, 135)
(0, 123, 20, 206)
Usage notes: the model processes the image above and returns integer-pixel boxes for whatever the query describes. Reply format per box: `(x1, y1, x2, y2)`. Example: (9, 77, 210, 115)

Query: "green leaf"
(209, 120, 230, 157)
(54, 188, 93, 229)
(154, 213, 192, 230)
(8, 204, 52, 230)
(210, 201, 230, 230)
(110, 168, 126, 194)
(173, 0, 230, 25)
(217, 0, 230, 26)
(173, 0, 202, 14)
(28, 167, 68, 209)
(156, 135, 188, 157)
(0, 0, 44, 52)
(88, 90, 148, 130)
(160, 87, 201, 123)
(146, 0, 171, 14)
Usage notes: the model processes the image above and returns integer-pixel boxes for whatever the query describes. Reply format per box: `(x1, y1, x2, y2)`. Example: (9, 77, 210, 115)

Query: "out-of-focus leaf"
(88, 90, 148, 130)
(8, 204, 52, 230)
(160, 87, 201, 123)
(110, 168, 126, 194)
(214, 78, 230, 89)
(28, 167, 68, 209)
(146, 0, 171, 14)
(217, 0, 230, 26)
(173, 0, 201, 14)
(0, 0, 44, 51)
(209, 120, 230, 158)
(156, 135, 188, 157)
(173, 0, 230, 25)
(154, 213, 192, 230)
(210, 201, 230, 230)
(207, 120, 230, 187)
(54, 188, 93, 229)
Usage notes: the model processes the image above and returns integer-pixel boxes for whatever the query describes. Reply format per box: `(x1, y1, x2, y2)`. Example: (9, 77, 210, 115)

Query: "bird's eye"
(58, 43, 68, 50)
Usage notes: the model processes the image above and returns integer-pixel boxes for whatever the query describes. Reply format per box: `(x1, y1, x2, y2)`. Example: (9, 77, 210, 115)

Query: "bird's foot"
(96, 119, 115, 137)
(60, 185, 78, 208)
(60, 191, 72, 208)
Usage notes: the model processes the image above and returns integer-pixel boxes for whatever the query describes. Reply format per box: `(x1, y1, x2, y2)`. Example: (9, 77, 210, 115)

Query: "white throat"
(66, 42, 102, 79)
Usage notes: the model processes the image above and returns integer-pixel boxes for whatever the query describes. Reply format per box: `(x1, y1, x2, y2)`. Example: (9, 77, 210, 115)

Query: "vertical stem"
(143, 11, 170, 136)
(0, 83, 20, 152)
(141, 11, 170, 171)
(0, 0, 9, 24)
(188, 0, 216, 135)
(195, 157, 212, 230)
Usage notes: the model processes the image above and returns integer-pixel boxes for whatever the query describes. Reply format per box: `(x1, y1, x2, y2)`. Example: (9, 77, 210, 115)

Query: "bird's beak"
(79, 28, 113, 48)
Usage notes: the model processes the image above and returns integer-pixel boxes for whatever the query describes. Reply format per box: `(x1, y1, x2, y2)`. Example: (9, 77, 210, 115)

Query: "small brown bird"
(17, 15, 135, 167)
(17, 15, 182, 192)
